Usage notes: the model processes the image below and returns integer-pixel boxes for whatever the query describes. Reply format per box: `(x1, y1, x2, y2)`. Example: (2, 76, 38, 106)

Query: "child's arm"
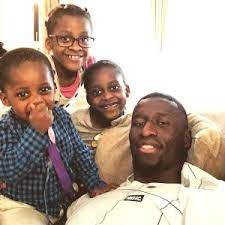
(0, 121, 50, 183)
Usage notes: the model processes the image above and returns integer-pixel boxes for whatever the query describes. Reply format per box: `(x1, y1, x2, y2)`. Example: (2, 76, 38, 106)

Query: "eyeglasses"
(49, 35, 95, 48)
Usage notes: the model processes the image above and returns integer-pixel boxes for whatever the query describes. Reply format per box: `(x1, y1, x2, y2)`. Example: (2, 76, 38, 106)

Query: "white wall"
(60, 0, 225, 112)
(1, 0, 225, 112)
(0, 0, 35, 50)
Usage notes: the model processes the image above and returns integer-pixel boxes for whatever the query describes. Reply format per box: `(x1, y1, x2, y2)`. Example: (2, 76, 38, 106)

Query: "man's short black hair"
(137, 92, 188, 128)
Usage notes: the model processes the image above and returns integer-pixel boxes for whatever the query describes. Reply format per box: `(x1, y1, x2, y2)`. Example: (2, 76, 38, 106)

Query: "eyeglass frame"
(48, 35, 95, 48)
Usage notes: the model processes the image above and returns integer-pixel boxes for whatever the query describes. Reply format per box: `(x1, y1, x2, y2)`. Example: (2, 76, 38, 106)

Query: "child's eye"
(16, 91, 29, 100)
(79, 36, 89, 44)
(109, 84, 121, 92)
(91, 89, 102, 97)
(59, 36, 72, 43)
(39, 86, 52, 94)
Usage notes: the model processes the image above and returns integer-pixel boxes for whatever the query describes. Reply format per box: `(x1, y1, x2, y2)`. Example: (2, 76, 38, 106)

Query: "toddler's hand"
(29, 103, 53, 134)
(89, 183, 118, 198)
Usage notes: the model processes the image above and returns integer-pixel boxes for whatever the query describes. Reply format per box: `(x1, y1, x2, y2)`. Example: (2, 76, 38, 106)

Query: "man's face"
(129, 97, 190, 171)
(45, 15, 92, 73)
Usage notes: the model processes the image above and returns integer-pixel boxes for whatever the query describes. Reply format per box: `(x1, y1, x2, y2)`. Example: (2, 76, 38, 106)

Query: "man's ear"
(0, 92, 11, 107)
(45, 37, 53, 53)
(184, 130, 192, 150)
(125, 84, 130, 98)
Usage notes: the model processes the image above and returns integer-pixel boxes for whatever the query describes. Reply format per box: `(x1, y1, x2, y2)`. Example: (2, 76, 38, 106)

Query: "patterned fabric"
(0, 107, 105, 217)
(0, 102, 10, 118)
(66, 163, 224, 225)
(47, 55, 95, 114)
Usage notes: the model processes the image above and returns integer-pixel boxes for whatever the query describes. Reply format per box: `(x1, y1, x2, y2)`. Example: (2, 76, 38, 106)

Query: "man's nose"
(142, 121, 158, 137)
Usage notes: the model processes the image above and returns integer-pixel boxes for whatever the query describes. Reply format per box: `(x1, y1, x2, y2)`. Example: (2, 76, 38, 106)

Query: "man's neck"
(133, 162, 184, 184)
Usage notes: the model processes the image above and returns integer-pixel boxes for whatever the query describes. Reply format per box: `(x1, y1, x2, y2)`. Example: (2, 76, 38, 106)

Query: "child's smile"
(46, 15, 92, 73)
(101, 102, 119, 110)
(87, 67, 130, 125)
(100, 101, 122, 119)
(67, 54, 83, 61)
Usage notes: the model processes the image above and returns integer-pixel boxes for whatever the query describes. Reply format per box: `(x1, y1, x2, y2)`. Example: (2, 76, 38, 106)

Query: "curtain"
(151, 0, 168, 51)
(39, 0, 60, 52)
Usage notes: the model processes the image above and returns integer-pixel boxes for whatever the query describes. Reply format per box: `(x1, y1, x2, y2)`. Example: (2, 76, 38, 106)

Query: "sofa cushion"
(187, 113, 224, 179)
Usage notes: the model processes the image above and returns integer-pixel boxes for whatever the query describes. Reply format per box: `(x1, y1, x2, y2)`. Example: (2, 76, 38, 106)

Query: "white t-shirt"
(66, 163, 225, 225)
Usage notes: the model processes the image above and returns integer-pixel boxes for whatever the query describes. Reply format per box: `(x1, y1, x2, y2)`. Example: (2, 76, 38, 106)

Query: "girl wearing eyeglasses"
(45, 4, 96, 114)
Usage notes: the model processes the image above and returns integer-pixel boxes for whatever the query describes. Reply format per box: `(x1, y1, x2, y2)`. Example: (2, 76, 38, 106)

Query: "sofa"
(0, 102, 224, 180)
(187, 112, 225, 180)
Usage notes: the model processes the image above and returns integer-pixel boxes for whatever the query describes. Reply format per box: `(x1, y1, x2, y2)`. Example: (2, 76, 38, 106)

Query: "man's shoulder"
(182, 162, 220, 189)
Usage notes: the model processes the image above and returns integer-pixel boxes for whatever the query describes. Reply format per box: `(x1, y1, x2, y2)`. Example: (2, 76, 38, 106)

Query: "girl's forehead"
(53, 15, 91, 31)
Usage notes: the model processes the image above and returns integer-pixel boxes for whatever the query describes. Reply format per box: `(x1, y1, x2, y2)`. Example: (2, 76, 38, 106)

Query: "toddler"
(0, 48, 112, 225)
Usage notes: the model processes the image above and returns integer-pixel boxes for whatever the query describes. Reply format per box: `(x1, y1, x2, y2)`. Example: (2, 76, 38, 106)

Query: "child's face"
(87, 67, 130, 122)
(0, 61, 55, 122)
(46, 15, 92, 74)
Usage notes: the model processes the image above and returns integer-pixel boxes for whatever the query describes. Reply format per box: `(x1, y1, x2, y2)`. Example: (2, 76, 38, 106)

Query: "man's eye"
(132, 119, 145, 128)
(91, 89, 102, 97)
(16, 92, 29, 99)
(157, 120, 169, 127)
(39, 86, 52, 94)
